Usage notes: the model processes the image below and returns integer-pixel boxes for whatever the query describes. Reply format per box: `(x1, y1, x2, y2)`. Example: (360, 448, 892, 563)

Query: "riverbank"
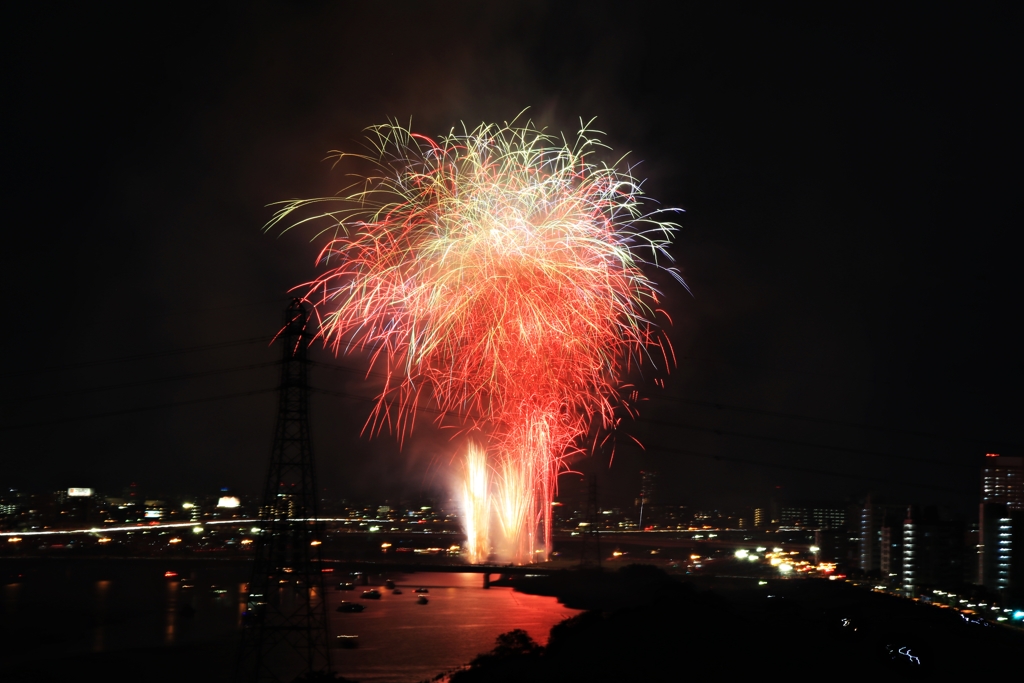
(452, 565, 1024, 680)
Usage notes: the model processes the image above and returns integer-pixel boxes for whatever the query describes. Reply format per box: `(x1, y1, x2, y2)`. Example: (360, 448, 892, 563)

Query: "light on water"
(1, 563, 577, 683)
(330, 572, 579, 683)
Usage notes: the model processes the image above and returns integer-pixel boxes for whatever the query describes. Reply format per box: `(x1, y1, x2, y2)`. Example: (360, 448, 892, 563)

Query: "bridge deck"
(322, 560, 556, 576)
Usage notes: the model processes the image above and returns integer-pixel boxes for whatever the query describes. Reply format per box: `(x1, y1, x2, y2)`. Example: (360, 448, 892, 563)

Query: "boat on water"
(360, 589, 382, 599)
(336, 635, 359, 649)
(336, 602, 365, 613)
(417, 595, 429, 605)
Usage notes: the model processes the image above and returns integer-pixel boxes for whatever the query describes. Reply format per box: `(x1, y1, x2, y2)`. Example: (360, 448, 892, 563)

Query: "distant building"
(981, 454, 1023, 510)
(901, 507, 966, 597)
(859, 495, 908, 576)
(0, 489, 24, 518)
(815, 528, 856, 566)
(880, 519, 903, 584)
(977, 503, 1016, 594)
(639, 470, 657, 506)
(779, 503, 846, 530)
(977, 454, 1024, 599)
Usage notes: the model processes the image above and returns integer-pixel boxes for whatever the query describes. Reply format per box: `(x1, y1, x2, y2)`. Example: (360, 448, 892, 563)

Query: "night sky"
(2, 3, 1020, 513)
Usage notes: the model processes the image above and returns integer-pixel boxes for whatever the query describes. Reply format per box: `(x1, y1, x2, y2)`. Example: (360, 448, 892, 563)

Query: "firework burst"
(270, 116, 682, 562)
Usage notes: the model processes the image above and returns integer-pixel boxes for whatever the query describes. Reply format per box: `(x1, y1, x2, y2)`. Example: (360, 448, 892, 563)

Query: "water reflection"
(94, 580, 110, 652)
(165, 579, 179, 644)
(237, 582, 248, 627)
(327, 572, 579, 683)
(0, 564, 575, 683)
(4, 582, 19, 617)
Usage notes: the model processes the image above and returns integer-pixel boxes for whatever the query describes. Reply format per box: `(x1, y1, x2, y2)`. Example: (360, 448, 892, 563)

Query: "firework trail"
(269, 117, 682, 563)
(461, 441, 490, 564)
(494, 428, 540, 563)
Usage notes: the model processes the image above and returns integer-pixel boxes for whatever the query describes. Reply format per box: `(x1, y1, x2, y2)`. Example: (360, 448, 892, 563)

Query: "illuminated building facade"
(859, 495, 908, 576)
(859, 498, 885, 574)
(981, 454, 1023, 510)
(779, 503, 846, 530)
(977, 455, 1024, 599)
(901, 508, 965, 597)
(880, 519, 903, 584)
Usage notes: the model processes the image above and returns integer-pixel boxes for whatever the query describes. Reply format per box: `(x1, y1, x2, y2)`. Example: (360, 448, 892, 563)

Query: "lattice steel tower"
(237, 299, 331, 682)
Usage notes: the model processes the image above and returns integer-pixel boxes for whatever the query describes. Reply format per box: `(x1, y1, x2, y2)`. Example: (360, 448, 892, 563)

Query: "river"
(0, 559, 579, 683)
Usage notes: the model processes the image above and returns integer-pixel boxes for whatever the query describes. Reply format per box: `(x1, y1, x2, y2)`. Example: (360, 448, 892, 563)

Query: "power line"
(307, 361, 975, 470)
(637, 416, 972, 469)
(1, 336, 273, 378)
(7, 361, 280, 405)
(27, 343, 956, 480)
(0, 387, 277, 431)
(308, 383, 967, 493)
(311, 357, 1018, 456)
(154, 297, 289, 319)
(11, 345, 1005, 471)
(643, 442, 965, 495)
(309, 359, 383, 379)
(2, 358, 966, 490)
(650, 393, 1021, 449)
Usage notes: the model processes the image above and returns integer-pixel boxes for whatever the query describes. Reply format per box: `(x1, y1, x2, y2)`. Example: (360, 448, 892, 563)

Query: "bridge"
(322, 559, 559, 588)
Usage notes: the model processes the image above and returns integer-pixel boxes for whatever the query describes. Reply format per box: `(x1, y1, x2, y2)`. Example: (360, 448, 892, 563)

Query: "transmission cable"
(1, 336, 273, 378)
(0, 387, 277, 431)
(307, 386, 968, 494)
(636, 416, 973, 469)
(643, 442, 965, 495)
(6, 361, 280, 405)
(649, 392, 1021, 449)
(309, 368, 974, 471)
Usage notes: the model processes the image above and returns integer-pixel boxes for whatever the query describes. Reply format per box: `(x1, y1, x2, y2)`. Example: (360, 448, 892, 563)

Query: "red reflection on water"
(328, 572, 579, 683)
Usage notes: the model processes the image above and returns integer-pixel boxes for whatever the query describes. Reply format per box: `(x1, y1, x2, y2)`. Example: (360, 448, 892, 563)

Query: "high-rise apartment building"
(978, 504, 1016, 593)
(981, 454, 1023, 510)
(901, 507, 965, 597)
(977, 454, 1024, 599)
(859, 495, 909, 575)
(860, 498, 879, 574)
(880, 519, 903, 584)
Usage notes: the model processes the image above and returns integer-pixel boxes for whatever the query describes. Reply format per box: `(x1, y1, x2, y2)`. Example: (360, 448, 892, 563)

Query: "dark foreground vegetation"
(438, 565, 1022, 682)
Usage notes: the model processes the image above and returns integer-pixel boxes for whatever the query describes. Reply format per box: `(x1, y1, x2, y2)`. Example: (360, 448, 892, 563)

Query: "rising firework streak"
(269, 117, 683, 562)
(461, 441, 490, 564)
